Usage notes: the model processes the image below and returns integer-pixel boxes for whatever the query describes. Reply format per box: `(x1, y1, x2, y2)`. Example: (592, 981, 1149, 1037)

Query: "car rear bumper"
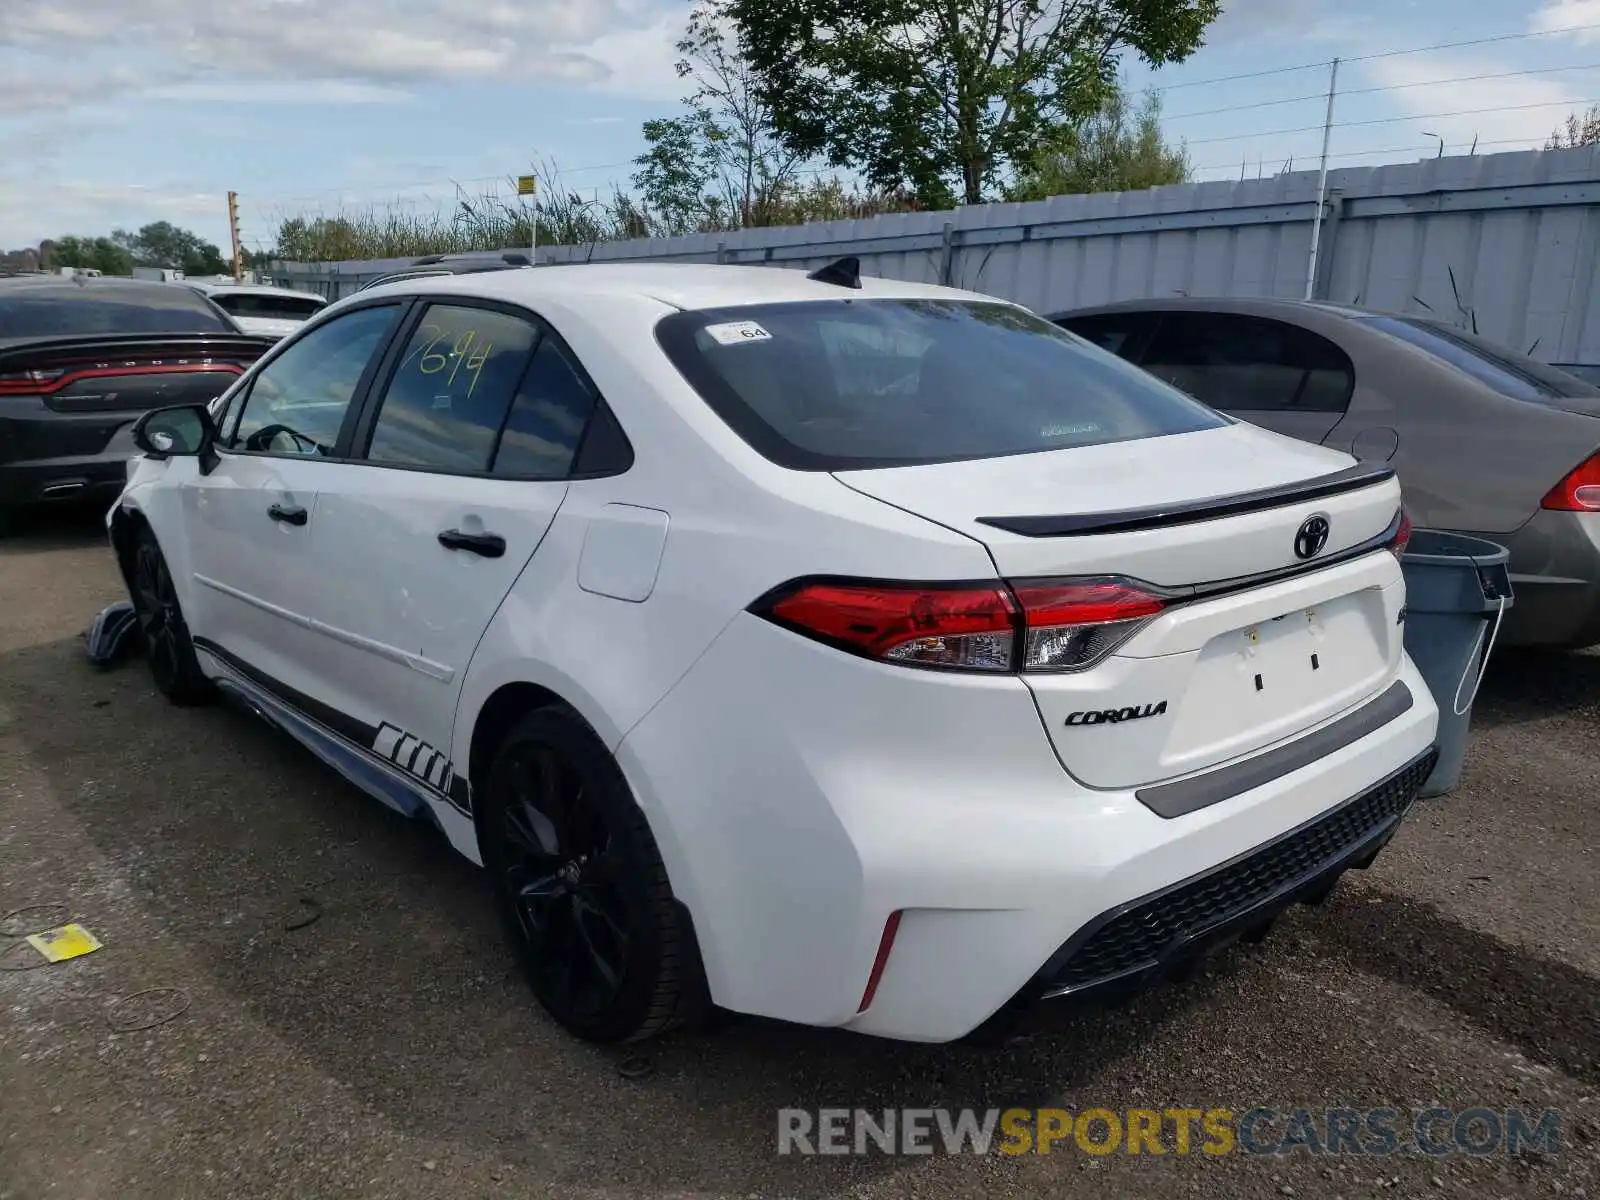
(1028, 745, 1434, 1004)
(618, 613, 1440, 1043)
(0, 402, 139, 507)
(1496, 509, 1600, 649)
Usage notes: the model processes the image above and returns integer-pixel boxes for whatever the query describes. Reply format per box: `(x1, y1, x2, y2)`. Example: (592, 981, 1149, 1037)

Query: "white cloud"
(0, 0, 680, 96)
(1531, 0, 1600, 43)
(584, 9, 689, 101)
(1205, 0, 1354, 47)
(1354, 50, 1593, 151)
(144, 80, 414, 105)
(0, 181, 226, 248)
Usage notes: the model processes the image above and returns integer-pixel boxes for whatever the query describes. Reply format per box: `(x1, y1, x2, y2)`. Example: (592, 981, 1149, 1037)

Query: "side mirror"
(131, 403, 221, 475)
(131, 403, 217, 461)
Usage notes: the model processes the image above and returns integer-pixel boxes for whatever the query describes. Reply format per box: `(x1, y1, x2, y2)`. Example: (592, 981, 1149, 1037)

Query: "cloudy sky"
(0, 0, 1596, 255)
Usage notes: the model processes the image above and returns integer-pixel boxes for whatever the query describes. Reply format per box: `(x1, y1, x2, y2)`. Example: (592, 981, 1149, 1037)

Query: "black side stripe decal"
(193, 636, 471, 815)
(372, 721, 458, 801)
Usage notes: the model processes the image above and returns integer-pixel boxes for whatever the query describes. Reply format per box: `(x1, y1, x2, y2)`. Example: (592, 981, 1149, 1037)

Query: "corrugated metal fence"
(270, 146, 1600, 365)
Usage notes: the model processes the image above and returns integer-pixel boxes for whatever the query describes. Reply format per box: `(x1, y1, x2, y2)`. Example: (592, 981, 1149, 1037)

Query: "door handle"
(267, 503, 308, 526)
(437, 528, 506, 558)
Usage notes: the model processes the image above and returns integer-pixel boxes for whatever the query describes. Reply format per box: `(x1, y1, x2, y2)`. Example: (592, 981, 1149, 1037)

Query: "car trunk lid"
(835, 424, 1409, 790)
(0, 333, 273, 414)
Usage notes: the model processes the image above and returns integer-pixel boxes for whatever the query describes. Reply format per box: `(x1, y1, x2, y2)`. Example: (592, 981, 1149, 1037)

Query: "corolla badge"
(1065, 701, 1168, 727)
(1294, 514, 1331, 560)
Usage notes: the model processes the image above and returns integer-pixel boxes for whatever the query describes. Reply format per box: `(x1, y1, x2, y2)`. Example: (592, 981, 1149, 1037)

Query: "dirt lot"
(1, 508, 1597, 1200)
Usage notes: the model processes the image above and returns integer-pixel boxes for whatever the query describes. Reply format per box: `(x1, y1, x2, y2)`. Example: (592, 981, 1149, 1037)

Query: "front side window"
(656, 300, 1225, 470)
(364, 305, 540, 472)
(228, 304, 399, 456)
(1139, 312, 1355, 414)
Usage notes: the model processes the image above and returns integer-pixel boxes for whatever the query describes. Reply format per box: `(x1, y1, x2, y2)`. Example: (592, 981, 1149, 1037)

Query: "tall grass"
(268, 160, 920, 263)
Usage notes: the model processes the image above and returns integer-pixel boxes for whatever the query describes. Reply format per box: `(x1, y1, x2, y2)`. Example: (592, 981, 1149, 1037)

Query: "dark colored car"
(0, 276, 274, 529)
(1556, 363, 1600, 387)
(1052, 297, 1600, 649)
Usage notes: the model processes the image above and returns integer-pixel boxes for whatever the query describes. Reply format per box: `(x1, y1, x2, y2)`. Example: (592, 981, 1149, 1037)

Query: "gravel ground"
(1, 507, 1597, 1200)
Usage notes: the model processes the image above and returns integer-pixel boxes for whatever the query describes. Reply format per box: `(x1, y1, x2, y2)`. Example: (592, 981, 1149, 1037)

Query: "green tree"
(111, 221, 230, 275)
(632, 0, 807, 236)
(1009, 86, 1190, 200)
(44, 235, 134, 275)
(729, 0, 1220, 208)
(1547, 105, 1600, 149)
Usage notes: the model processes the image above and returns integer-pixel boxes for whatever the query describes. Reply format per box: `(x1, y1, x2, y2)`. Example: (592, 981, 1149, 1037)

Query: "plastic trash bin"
(1399, 530, 1514, 797)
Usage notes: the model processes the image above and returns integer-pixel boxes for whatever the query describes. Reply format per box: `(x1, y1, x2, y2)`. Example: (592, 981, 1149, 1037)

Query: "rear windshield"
(1359, 315, 1596, 403)
(0, 288, 234, 338)
(1556, 363, 1600, 387)
(656, 299, 1227, 469)
(209, 293, 325, 321)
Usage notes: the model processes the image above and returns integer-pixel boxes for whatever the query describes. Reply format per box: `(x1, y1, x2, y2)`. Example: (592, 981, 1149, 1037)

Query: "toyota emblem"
(1294, 515, 1331, 560)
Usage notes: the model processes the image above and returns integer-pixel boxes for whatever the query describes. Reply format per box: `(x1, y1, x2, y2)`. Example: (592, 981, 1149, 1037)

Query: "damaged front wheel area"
(125, 527, 211, 705)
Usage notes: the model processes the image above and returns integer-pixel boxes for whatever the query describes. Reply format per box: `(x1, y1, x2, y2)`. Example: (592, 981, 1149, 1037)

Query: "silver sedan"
(1053, 297, 1600, 649)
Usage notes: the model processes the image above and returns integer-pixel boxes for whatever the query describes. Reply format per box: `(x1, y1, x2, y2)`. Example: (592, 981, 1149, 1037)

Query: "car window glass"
(212, 293, 325, 321)
(814, 320, 932, 398)
(1141, 312, 1354, 414)
(1058, 313, 1151, 359)
(0, 287, 233, 336)
(366, 305, 538, 472)
(656, 299, 1226, 470)
(229, 305, 399, 456)
(491, 337, 599, 478)
(1358, 316, 1577, 402)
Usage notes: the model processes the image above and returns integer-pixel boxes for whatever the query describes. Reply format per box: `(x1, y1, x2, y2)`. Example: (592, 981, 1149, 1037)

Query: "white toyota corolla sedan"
(108, 260, 1439, 1045)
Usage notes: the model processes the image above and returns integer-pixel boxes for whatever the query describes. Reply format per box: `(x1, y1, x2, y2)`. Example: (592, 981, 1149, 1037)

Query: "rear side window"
(1140, 312, 1354, 414)
(1360, 316, 1590, 402)
(0, 287, 233, 337)
(491, 338, 598, 478)
(1056, 312, 1159, 360)
(365, 305, 539, 472)
(656, 300, 1225, 470)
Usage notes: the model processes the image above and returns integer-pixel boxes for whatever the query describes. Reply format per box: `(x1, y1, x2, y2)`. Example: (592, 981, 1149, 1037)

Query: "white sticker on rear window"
(704, 320, 772, 346)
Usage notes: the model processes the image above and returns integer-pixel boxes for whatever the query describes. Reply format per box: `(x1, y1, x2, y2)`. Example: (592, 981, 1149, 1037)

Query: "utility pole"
(227, 190, 244, 283)
(1304, 57, 1341, 302)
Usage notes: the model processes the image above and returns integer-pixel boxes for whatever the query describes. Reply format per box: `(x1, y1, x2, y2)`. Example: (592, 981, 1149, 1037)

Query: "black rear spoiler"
(976, 462, 1396, 537)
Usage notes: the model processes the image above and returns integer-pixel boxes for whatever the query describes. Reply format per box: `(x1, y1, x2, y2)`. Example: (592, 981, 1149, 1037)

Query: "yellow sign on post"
(516, 175, 537, 197)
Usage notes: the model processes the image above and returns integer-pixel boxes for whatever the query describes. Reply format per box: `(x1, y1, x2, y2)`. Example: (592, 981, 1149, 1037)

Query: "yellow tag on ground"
(25, 923, 102, 963)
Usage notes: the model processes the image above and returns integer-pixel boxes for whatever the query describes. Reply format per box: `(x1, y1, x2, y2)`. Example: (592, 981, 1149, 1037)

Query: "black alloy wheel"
(501, 743, 630, 1017)
(128, 529, 210, 704)
(482, 707, 702, 1043)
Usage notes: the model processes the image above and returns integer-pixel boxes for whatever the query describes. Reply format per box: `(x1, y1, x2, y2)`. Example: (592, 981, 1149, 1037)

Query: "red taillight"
(1542, 453, 1600, 512)
(756, 576, 1169, 673)
(1012, 580, 1168, 672)
(763, 581, 1018, 671)
(0, 368, 66, 395)
(1388, 509, 1413, 558)
(0, 361, 244, 396)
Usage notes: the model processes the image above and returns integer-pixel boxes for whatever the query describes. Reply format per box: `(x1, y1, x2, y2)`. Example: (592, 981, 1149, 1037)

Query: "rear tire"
(480, 706, 702, 1043)
(128, 527, 211, 705)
